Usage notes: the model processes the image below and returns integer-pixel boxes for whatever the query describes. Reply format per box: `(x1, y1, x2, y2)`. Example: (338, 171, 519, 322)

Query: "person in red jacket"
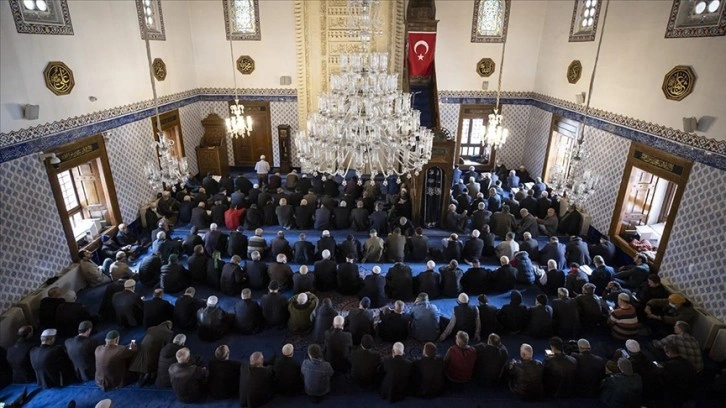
(444, 331, 477, 383)
(225, 205, 245, 230)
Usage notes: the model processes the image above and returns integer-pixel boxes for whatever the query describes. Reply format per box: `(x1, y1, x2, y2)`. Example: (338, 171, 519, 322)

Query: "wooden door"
(618, 167, 657, 233)
(231, 101, 272, 167)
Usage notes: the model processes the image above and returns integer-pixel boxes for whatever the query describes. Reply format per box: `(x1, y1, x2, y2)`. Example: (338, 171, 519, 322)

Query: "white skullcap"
(458, 293, 469, 304)
(392, 342, 405, 355)
(372, 266, 381, 274)
(124, 279, 136, 288)
(41, 328, 57, 337)
(333, 315, 344, 327)
(426, 260, 435, 269)
(322, 249, 331, 259)
(282, 344, 294, 356)
(207, 296, 218, 307)
(95, 399, 113, 408)
(297, 293, 308, 304)
(625, 339, 640, 353)
(322, 230, 330, 237)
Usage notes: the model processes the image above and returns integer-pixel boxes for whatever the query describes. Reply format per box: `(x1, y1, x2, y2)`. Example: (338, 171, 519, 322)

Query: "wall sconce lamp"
(682, 117, 700, 133)
(575, 92, 586, 105)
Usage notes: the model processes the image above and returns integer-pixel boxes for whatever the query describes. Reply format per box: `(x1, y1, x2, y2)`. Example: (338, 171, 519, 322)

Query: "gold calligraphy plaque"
(43, 61, 75, 96)
(476, 58, 496, 77)
(152, 58, 167, 81)
(236, 55, 255, 75)
(567, 60, 582, 84)
(662, 65, 696, 101)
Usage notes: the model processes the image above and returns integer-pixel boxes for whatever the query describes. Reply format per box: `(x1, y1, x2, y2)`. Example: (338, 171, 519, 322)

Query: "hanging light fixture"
(483, 35, 509, 151)
(549, 0, 611, 208)
(143, 23, 188, 193)
(294, 0, 433, 186)
(225, 40, 253, 138)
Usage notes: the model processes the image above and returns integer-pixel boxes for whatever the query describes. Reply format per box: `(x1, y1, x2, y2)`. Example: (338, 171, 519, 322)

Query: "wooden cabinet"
(196, 113, 229, 177)
(278, 124, 292, 173)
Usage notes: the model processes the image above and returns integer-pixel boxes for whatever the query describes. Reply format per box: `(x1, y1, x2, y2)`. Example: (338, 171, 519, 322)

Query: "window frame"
(9, 0, 74, 35)
(665, 0, 726, 38)
(569, 0, 602, 42)
(136, 0, 166, 41)
(455, 104, 498, 170)
(471, 0, 511, 43)
(609, 142, 693, 270)
(223, 0, 262, 41)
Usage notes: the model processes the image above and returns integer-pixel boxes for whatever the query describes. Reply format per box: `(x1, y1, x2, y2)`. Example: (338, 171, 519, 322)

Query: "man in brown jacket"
(95, 330, 137, 391)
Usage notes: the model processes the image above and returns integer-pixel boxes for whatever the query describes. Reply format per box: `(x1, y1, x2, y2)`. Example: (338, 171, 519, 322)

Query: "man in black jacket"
(385, 261, 414, 302)
(491, 256, 517, 293)
(65, 321, 100, 382)
(220, 255, 247, 296)
(260, 281, 289, 327)
(406, 227, 429, 262)
(270, 230, 292, 259)
(415, 261, 441, 299)
(474, 333, 509, 386)
(160, 254, 189, 294)
(345, 297, 375, 346)
(293, 265, 316, 294)
(173, 287, 205, 330)
(378, 301, 411, 342)
(138, 251, 162, 287)
(380, 342, 413, 402)
(196, 296, 232, 341)
(337, 254, 363, 295)
(186, 245, 208, 283)
(208, 345, 241, 400)
(462, 260, 490, 294)
(7, 326, 37, 383)
(169, 347, 206, 403)
(234, 289, 263, 334)
(542, 336, 577, 398)
(190, 202, 210, 230)
(412, 342, 445, 398)
(571, 338, 605, 397)
(477, 294, 501, 337)
(143, 288, 174, 328)
(657, 342, 698, 404)
(526, 294, 554, 338)
(227, 226, 248, 258)
(273, 344, 303, 396)
(246, 251, 269, 290)
(155, 334, 186, 388)
(508, 343, 544, 400)
(30, 329, 74, 389)
(350, 334, 381, 389)
(292, 233, 315, 264)
(324, 316, 353, 373)
(313, 249, 338, 291)
(440, 293, 480, 341)
(359, 266, 387, 308)
(565, 236, 591, 268)
(498, 290, 528, 334)
(462, 230, 485, 263)
(552, 287, 581, 338)
(54, 290, 93, 338)
(112, 279, 143, 328)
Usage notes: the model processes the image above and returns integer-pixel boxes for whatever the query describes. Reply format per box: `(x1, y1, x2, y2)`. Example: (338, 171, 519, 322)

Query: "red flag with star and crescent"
(408, 32, 437, 77)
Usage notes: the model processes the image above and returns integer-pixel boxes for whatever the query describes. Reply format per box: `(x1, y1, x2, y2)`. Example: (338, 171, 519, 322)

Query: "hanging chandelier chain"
(581, 0, 610, 142)
(495, 37, 507, 111)
(143, 23, 162, 133)
(229, 39, 239, 101)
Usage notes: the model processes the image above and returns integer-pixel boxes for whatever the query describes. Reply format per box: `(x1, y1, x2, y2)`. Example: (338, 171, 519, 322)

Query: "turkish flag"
(408, 32, 437, 77)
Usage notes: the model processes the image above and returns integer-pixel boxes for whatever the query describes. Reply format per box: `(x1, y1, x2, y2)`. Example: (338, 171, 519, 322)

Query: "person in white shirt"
(254, 155, 271, 186)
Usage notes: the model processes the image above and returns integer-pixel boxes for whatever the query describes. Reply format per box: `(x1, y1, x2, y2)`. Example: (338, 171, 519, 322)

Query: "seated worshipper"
(535, 191, 552, 220)
(293, 199, 314, 229)
(645, 293, 697, 330)
(441, 233, 464, 262)
(174, 287, 205, 330)
(385, 228, 407, 262)
(178, 195, 194, 225)
(273, 344, 303, 396)
(186, 245, 208, 283)
(138, 251, 162, 287)
(636, 274, 669, 307)
(565, 263, 589, 296)
(157, 190, 179, 222)
(519, 232, 540, 261)
(470, 202, 492, 232)
(350, 334, 382, 389)
(316, 230, 337, 259)
(332, 200, 352, 229)
(155, 334, 187, 388)
(565, 235, 591, 266)
(652, 321, 703, 374)
(234, 288, 263, 334)
(78, 250, 110, 287)
(242, 202, 263, 230)
(474, 333, 509, 387)
(112, 279, 143, 328)
(190, 201, 211, 230)
(143, 288, 174, 328)
(542, 336, 577, 398)
(292, 232, 315, 264)
(239, 351, 274, 408)
(462, 230, 485, 263)
(362, 229, 385, 263)
(552, 287, 581, 338)
(196, 296, 233, 341)
(507, 169, 521, 191)
(508, 343, 544, 400)
(313, 250, 337, 291)
(30, 328, 74, 389)
(369, 202, 389, 235)
(268, 253, 293, 290)
(359, 265, 387, 308)
(220, 255, 248, 296)
(540, 236, 567, 270)
(269, 171, 282, 190)
(160, 254, 188, 294)
(477, 294, 501, 336)
(39, 287, 66, 330)
(444, 331, 477, 384)
(129, 320, 174, 387)
(415, 260, 442, 299)
(413, 342, 445, 398)
(608, 293, 640, 340)
(337, 254, 363, 295)
(210, 200, 228, 228)
(53, 289, 94, 338)
(498, 290, 529, 334)
(270, 230, 293, 259)
(491, 205, 516, 238)
(526, 294, 553, 338)
(571, 338, 606, 397)
(260, 281, 290, 327)
(350, 200, 370, 232)
(378, 300, 411, 342)
(339, 234, 362, 261)
(440, 292, 481, 341)
(324, 316, 353, 373)
(182, 226, 204, 256)
(288, 292, 319, 333)
(574, 283, 607, 325)
(600, 358, 643, 408)
(152, 231, 180, 264)
(345, 297, 375, 345)
(227, 226, 248, 258)
(603, 280, 633, 303)
(224, 205, 245, 231)
(109, 251, 135, 281)
(408, 292, 441, 342)
(169, 347, 207, 404)
(207, 345, 241, 400)
(590, 235, 616, 265)
(614, 252, 651, 289)
(445, 204, 468, 232)
(380, 342, 413, 403)
(204, 223, 227, 256)
(94, 330, 137, 391)
(407, 227, 430, 261)
(517, 208, 539, 238)
(590, 255, 615, 295)
(538, 259, 565, 296)
(537, 208, 560, 237)
(385, 261, 414, 301)
(8, 326, 38, 384)
(495, 232, 520, 260)
(512, 250, 537, 285)
(65, 321, 100, 383)
(301, 344, 334, 402)
(99, 279, 126, 321)
(491, 256, 517, 292)
(246, 251, 269, 290)
(314, 202, 332, 230)
(293, 265, 316, 294)
(311, 298, 338, 344)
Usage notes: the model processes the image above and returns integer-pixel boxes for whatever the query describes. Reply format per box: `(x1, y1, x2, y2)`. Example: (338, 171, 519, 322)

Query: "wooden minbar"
(196, 113, 230, 177)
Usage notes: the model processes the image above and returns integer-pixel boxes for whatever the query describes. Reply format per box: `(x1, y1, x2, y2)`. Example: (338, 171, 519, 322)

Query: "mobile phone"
(545, 349, 554, 357)
(621, 350, 629, 359)
(130, 339, 136, 349)
(652, 361, 660, 367)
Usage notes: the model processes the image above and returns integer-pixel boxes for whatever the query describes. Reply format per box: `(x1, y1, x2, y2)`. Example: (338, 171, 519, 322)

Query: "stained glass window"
(471, 0, 510, 43)
(224, 0, 261, 40)
(569, 0, 600, 42)
(136, 0, 165, 40)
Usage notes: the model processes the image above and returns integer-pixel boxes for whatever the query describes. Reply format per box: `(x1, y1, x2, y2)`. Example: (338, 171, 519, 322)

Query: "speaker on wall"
(23, 104, 39, 120)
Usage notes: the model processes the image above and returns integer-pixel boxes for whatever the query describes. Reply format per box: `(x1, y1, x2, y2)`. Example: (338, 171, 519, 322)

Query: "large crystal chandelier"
(483, 35, 509, 151)
(294, 0, 433, 185)
(142, 23, 188, 193)
(225, 39, 253, 138)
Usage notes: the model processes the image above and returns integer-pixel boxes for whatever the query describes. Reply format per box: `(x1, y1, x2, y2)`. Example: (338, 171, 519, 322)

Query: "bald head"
(520, 343, 533, 360)
(333, 315, 344, 328)
(392, 342, 404, 356)
(282, 344, 294, 357)
(250, 352, 264, 367)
